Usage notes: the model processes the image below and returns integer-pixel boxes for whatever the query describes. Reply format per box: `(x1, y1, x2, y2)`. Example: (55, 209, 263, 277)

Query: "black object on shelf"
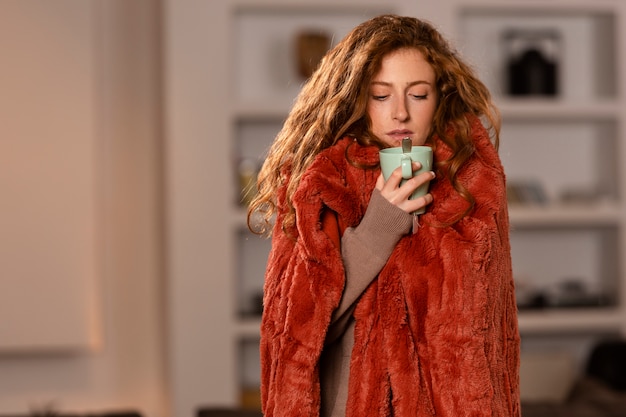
(503, 29, 561, 96)
(586, 339, 626, 391)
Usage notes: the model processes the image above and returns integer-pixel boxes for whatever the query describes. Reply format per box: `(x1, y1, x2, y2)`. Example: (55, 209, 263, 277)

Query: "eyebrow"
(370, 80, 433, 87)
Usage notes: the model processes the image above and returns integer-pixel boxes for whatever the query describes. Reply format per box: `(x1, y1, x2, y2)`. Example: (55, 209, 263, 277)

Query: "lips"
(387, 129, 413, 144)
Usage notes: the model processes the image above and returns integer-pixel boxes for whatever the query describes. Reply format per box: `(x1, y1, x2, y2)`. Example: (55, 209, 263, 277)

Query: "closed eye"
(411, 94, 428, 100)
(372, 95, 388, 101)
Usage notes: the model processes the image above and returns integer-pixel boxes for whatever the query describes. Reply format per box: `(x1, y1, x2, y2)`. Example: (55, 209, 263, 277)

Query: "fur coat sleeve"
(260, 117, 521, 417)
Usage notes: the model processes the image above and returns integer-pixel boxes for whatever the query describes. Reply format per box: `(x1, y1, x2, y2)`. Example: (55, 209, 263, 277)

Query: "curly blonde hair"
(248, 14, 500, 234)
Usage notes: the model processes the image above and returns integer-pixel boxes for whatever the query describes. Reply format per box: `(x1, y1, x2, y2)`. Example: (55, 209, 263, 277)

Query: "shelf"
(458, 1, 619, 16)
(518, 307, 625, 334)
(236, 203, 624, 229)
(234, 306, 626, 337)
(508, 203, 623, 228)
(234, 307, 626, 336)
(235, 99, 623, 123)
(237, 204, 623, 227)
(234, 103, 289, 121)
(235, 317, 263, 339)
(235, 98, 624, 119)
(497, 99, 623, 121)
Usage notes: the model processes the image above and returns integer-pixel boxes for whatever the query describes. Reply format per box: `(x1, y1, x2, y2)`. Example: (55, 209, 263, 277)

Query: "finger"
(417, 192, 434, 208)
(378, 167, 409, 204)
(403, 170, 435, 190)
(383, 165, 406, 189)
(405, 192, 434, 214)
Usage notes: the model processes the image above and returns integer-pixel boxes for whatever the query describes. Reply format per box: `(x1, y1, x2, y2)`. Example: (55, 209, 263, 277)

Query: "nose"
(393, 97, 409, 121)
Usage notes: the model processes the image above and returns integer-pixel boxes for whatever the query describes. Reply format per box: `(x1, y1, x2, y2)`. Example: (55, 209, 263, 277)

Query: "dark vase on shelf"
(503, 29, 560, 96)
(295, 30, 330, 79)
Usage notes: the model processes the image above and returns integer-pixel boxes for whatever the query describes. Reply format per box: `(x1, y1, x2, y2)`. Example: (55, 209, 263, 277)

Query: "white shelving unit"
(446, 1, 626, 338)
(417, 3, 626, 390)
(164, 0, 626, 414)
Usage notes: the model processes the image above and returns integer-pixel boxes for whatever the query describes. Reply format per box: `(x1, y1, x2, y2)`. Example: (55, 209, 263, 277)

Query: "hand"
(376, 162, 435, 214)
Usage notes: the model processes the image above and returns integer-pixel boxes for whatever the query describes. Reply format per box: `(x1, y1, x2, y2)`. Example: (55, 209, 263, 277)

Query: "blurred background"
(1, 1, 625, 417)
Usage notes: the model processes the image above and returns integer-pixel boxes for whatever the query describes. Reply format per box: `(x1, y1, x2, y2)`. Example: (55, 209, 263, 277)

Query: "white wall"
(0, 0, 100, 353)
(0, 1, 166, 416)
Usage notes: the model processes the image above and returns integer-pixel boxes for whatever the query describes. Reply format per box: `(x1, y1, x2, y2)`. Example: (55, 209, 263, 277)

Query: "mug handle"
(400, 155, 412, 179)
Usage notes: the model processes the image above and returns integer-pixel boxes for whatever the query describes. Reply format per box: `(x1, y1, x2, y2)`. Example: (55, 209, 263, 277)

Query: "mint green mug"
(379, 145, 433, 214)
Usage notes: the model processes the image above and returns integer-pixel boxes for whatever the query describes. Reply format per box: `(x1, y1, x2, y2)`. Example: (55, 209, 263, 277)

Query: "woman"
(248, 14, 520, 417)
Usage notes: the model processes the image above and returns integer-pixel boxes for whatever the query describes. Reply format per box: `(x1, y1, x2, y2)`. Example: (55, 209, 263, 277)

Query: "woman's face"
(367, 47, 438, 147)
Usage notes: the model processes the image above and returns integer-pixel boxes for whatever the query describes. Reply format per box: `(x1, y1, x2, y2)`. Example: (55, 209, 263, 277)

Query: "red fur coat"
(260, 117, 521, 416)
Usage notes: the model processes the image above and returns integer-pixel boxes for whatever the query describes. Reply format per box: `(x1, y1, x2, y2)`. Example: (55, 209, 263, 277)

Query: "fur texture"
(260, 116, 521, 416)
